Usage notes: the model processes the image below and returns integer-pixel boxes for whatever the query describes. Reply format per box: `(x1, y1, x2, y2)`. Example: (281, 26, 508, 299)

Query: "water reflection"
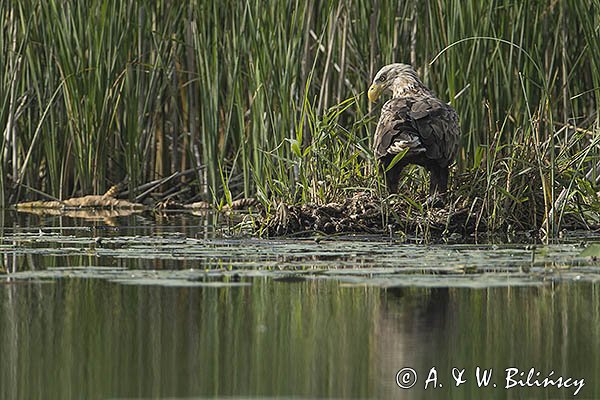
(1, 208, 232, 239)
(1, 278, 598, 399)
(374, 285, 599, 399)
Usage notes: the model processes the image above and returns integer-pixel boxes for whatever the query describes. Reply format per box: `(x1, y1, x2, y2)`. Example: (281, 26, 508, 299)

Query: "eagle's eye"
(377, 74, 387, 83)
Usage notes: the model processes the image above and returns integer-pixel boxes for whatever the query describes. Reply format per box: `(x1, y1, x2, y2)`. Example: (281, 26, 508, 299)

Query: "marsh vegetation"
(1, 1, 599, 237)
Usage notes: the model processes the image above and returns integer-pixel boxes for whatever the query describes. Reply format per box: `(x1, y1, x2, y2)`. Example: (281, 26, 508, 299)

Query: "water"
(1, 211, 599, 399)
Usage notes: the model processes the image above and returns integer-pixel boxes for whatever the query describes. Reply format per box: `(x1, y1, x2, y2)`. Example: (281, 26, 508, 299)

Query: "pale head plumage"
(368, 63, 427, 102)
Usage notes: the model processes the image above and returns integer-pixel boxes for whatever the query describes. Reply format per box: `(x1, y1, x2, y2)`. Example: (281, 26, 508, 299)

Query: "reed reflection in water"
(0, 277, 598, 399)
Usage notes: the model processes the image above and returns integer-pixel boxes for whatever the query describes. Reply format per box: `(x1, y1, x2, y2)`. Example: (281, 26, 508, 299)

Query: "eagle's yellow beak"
(368, 83, 382, 102)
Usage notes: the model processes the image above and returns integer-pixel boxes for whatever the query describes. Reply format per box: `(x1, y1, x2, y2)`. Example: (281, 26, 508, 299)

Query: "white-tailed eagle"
(368, 63, 460, 197)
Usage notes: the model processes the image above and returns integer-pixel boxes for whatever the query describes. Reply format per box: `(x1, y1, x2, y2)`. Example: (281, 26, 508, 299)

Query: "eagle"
(368, 63, 459, 199)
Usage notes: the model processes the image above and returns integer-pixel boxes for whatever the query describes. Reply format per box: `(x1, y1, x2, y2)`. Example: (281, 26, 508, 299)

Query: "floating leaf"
(580, 243, 600, 258)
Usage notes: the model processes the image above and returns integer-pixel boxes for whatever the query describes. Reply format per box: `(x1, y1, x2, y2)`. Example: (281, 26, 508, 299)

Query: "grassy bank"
(1, 1, 599, 237)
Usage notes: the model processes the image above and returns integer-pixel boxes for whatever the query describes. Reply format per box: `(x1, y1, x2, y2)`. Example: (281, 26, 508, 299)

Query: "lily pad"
(580, 243, 600, 258)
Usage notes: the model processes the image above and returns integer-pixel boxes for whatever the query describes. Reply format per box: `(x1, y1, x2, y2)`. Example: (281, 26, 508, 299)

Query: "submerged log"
(184, 198, 259, 210)
(15, 195, 145, 210)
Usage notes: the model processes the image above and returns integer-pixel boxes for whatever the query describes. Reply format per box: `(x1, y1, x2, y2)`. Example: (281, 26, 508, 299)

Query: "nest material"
(265, 192, 477, 237)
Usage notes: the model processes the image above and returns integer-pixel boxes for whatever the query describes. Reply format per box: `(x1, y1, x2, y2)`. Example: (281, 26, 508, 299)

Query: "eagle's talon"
(426, 193, 446, 209)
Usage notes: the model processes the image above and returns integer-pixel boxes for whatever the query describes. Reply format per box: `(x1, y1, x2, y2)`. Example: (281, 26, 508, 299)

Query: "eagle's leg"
(383, 163, 403, 194)
(427, 165, 449, 207)
(428, 165, 448, 195)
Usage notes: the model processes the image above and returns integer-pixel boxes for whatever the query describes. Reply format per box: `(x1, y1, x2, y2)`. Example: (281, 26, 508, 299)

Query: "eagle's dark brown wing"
(373, 95, 459, 167)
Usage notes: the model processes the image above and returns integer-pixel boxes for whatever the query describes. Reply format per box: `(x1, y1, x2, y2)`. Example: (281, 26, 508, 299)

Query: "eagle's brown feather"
(369, 64, 460, 197)
(374, 95, 459, 165)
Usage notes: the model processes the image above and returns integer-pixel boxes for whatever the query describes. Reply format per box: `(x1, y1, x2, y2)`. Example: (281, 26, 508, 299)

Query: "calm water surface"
(0, 211, 599, 399)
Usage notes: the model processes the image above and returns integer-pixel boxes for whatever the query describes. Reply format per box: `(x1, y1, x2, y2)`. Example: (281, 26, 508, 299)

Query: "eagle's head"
(368, 63, 423, 102)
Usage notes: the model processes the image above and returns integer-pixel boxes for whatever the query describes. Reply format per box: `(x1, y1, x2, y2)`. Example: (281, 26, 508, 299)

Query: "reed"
(0, 0, 598, 235)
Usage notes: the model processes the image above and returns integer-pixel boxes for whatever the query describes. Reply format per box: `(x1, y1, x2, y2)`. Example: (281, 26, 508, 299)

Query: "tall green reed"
(0, 0, 598, 235)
